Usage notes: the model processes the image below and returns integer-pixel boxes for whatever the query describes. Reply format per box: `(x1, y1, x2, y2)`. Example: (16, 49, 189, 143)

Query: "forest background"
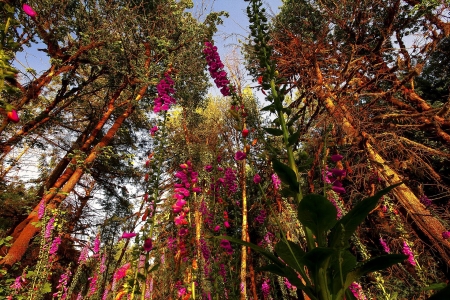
(0, 0, 450, 299)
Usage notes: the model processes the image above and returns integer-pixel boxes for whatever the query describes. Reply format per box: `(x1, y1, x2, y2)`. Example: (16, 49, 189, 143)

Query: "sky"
(191, 0, 283, 95)
(14, 0, 283, 93)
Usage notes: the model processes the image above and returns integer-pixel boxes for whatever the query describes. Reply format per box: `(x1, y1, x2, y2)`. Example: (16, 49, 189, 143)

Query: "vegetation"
(0, 0, 449, 299)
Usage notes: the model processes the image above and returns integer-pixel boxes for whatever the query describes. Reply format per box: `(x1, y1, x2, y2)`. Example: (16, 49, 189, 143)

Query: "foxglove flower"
(150, 126, 158, 136)
(402, 241, 416, 266)
(234, 151, 246, 161)
(271, 174, 281, 190)
(242, 128, 249, 138)
(442, 231, 450, 240)
(38, 200, 45, 220)
(143, 238, 153, 252)
(203, 41, 231, 96)
(44, 217, 55, 240)
(262, 279, 270, 298)
(22, 4, 37, 18)
(7, 110, 19, 123)
(349, 282, 366, 300)
(332, 185, 346, 194)
(49, 236, 61, 255)
(121, 232, 136, 239)
(331, 154, 343, 162)
(379, 237, 390, 253)
(253, 173, 261, 184)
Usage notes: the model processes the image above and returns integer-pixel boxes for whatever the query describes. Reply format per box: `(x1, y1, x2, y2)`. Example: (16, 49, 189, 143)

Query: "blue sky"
(14, 0, 283, 91)
(192, 0, 282, 95)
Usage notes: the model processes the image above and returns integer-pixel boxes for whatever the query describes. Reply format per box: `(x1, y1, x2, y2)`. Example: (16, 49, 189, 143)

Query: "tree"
(245, 0, 450, 293)
(0, 0, 224, 269)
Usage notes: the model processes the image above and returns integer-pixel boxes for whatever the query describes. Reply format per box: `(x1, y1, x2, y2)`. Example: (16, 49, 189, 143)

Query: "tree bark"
(240, 159, 248, 300)
(0, 104, 135, 268)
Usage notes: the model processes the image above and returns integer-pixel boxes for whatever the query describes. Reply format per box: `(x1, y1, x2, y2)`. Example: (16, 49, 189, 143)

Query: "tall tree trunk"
(362, 134, 450, 266)
(0, 104, 135, 268)
(321, 92, 450, 268)
(240, 159, 248, 300)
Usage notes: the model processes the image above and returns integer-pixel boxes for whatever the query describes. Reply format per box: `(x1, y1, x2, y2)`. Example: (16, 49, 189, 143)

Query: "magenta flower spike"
(234, 151, 246, 161)
(121, 232, 136, 239)
(330, 169, 346, 177)
(330, 154, 343, 162)
(23, 4, 37, 18)
(332, 186, 346, 194)
(150, 126, 158, 136)
(253, 173, 261, 184)
(271, 174, 281, 190)
(143, 238, 153, 251)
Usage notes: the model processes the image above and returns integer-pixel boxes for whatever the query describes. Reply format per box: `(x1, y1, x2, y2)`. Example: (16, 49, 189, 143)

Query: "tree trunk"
(321, 92, 450, 268)
(240, 159, 248, 300)
(0, 104, 135, 268)
(363, 135, 450, 266)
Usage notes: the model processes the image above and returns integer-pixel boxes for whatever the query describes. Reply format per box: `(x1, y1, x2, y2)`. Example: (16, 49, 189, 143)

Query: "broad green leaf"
(297, 194, 338, 237)
(330, 250, 357, 295)
(303, 247, 336, 270)
(288, 128, 301, 146)
(422, 283, 448, 291)
(275, 240, 306, 274)
(428, 283, 450, 300)
(263, 127, 283, 136)
(345, 254, 407, 286)
(149, 263, 160, 272)
(272, 159, 299, 191)
(329, 183, 402, 248)
(216, 236, 284, 267)
(258, 264, 286, 277)
(261, 104, 274, 111)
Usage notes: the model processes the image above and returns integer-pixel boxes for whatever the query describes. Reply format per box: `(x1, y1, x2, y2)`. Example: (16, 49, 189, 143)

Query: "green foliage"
(223, 184, 408, 300)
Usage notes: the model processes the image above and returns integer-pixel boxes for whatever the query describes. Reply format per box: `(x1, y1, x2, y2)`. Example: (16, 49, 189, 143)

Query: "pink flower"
(214, 225, 220, 232)
(121, 232, 136, 239)
(178, 228, 188, 236)
(150, 126, 158, 136)
(93, 235, 100, 255)
(271, 174, 281, 190)
(10, 276, 24, 290)
(45, 217, 55, 240)
(242, 128, 249, 138)
(332, 186, 346, 194)
(143, 238, 153, 252)
(253, 174, 261, 184)
(224, 221, 230, 228)
(78, 244, 89, 263)
(349, 282, 366, 300)
(192, 187, 201, 193)
(7, 110, 20, 123)
(379, 237, 390, 253)
(38, 199, 45, 220)
(330, 154, 343, 162)
(261, 279, 270, 298)
(442, 231, 450, 239)
(22, 4, 37, 18)
(49, 236, 61, 255)
(330, 169, 346, 177)
(402, 241, 416, 266)
(113, 262, 130, 289)
(234, 151, 246, 161)
(205, 165, 213, 172)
